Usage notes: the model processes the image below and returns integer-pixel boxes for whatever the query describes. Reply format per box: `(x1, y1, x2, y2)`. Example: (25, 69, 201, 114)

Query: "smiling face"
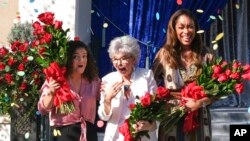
(175, 15, 196, 49)
(72, 48, 87, 75)
(112, 53, 136, 79)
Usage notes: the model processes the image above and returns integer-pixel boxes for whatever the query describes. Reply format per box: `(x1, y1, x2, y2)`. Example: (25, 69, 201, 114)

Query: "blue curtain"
(91, 0, 229, 76)
(91, 0, 130, 77)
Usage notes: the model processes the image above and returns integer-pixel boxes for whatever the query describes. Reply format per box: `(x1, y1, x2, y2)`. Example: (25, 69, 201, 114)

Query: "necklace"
(69, 77, 82, 94)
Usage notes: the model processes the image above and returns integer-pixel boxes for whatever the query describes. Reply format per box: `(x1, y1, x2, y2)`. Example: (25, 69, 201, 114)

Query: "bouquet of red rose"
(160, 57, 250, 134)
(119, 86, 171, 141)
(32, 12, 75, 114)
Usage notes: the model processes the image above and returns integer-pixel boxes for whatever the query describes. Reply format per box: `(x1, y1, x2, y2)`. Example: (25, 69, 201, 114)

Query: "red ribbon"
(43, 62, 75, 107)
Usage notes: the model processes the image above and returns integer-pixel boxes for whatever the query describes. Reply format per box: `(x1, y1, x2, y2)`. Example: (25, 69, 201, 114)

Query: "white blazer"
(98, 68, 158, 141)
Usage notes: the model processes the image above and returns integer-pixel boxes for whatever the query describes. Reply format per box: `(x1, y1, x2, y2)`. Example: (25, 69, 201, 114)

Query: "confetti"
(17, 71, 25, 76)
(53, 129, 58, 136)
(209, 15, 216, 20)
(156, 12, 160, 20)
(90, 10, 95, 13)
(36, 111, 41, 115)
(20, 98, 24, 102)
(103, 22, 108, 28)
(11, 103, 20, 108)
(215, 32, 224, 41)
(196, 9, 204, 13)
(218, 15, 223, 21)
(177, 0, 182, 5)
(211, 40, 217, 44)
(97, 120, 104, 128)
(163, 28, 166, 33)
(196, 30, 204, 34)
(25, 132, 30, 139)
(213, 43, 218, 50)
(248, 107, 250, 113)
(34, 9, 38, 13)
(96, 12, 100, 17)
(235, 4, 240, 9)
(89, 27, 94, 35)
(27, 56, 34, 61)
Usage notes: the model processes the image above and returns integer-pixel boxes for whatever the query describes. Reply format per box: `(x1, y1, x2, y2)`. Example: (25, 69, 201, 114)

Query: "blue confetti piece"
(248, 107, 250, 113)
(163, 28, 166, 33)
(147, 41, 151, 44)
(123, 2, 127, 6)
(206, 18, 210, 22)
(156, 12, 160, 20)
(153, 47, 156, 53)
(96, 12, 100, 17)
(36, 111, 41, 115)
(30, 0, 35, 3)
(34, 9, 38, 13)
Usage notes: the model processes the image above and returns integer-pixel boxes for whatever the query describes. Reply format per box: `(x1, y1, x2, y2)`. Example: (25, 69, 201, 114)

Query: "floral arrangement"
(32, 12, 75, 114)
(119, 86, 171, 141)
(160, 57, 250, 133)
(0, 22, 43, 115)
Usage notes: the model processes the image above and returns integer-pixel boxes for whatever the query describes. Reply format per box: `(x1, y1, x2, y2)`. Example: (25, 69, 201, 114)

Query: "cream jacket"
(98, 68, 158, 141)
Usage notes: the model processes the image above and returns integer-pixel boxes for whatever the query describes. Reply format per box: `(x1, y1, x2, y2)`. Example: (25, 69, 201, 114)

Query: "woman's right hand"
(104, 81, 123, 102)
(47, 77, 60, 95)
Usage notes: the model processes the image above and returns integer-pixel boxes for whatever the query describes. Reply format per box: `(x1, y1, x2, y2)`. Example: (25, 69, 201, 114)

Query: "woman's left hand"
(134, 120, 155, 132)
(182, 97, 202, 111)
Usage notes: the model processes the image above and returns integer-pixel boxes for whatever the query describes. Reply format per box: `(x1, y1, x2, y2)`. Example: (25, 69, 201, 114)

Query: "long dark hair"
(65, 40, 98, 82)
(154, 9, 203, 69)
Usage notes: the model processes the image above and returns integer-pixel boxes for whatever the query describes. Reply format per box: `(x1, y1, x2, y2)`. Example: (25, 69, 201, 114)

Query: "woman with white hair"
(98, 35, 158, 141)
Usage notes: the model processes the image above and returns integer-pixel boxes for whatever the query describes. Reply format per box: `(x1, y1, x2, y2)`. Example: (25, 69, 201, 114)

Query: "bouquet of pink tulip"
(160, 57, 250, 133)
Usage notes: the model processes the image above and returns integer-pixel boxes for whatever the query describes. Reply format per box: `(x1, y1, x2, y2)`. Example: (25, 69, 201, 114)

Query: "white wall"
(18, 0, 91, 44)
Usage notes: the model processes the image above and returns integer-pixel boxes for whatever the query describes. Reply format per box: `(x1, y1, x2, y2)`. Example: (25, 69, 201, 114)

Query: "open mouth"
(118, 67, 127, 74)
(78, 65, 84, 68)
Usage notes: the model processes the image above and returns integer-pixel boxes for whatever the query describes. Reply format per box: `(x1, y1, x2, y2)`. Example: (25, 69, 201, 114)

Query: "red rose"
(230, 72, 240, 80)
(43, 33, 52, 43)
(243, 64, 250, 72)
(38, 12, 54, 25)
(18, 42, 28, 52)
(0, 46, 9, 57)
(232, 60, 241, 69)
(11, 41, 22, 52)
(5, 73, 13, 84)
(129, 103, 136, 110)
(140, 93, 151, 107)
(212, 65, 223, 74)
(33, 21, 45, 35)
(54, 20, 63, 29)
(23, 56, 29, 62)
(235, 83, 244, 94)
(74, 36, 80, 41)
(157, 86, 170, 99)
(217, 73, 228, 82)
(32, 39, 40, 48)
(0, 62, 5, 70)
(8, 57, 16, 66)
(18, 63, 25, 71)
(242, 71, 250, 80)
(225, 69, 231, 76)
(19, 82, 27, 90)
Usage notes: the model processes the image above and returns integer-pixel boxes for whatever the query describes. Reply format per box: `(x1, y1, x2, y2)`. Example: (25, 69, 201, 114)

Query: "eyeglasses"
(111, 56, 131, 64)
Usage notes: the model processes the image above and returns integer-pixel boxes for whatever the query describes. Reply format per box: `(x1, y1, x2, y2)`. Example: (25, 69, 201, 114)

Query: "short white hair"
(108, 35, 141, 65)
